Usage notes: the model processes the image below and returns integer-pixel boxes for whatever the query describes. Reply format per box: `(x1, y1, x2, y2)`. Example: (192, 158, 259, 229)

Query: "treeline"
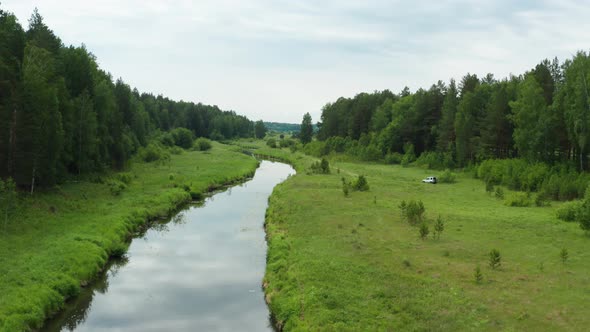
(0, 8, 254, 191)
(315, 53, 590, 172)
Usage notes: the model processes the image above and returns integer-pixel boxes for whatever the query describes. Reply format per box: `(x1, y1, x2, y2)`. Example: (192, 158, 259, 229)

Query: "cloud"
(2, 0, 589, 122)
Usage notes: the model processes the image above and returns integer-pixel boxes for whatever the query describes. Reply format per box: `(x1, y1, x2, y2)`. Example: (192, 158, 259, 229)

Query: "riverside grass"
(240, 142, 590, 331)
(0, 142, 258, 332)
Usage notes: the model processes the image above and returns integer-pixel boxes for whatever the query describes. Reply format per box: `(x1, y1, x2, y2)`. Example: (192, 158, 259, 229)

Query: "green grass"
(262, 154, 590, 331)
(0, 142, 258, 332)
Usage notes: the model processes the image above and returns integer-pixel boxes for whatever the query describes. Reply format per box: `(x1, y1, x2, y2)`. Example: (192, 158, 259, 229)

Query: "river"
(42, 160, 295, 332)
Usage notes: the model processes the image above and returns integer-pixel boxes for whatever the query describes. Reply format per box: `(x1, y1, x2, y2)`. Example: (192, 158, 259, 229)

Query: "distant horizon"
(3, 1, 589, 123)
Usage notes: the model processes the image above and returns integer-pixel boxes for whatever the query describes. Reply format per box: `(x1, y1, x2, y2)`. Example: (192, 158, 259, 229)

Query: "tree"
(254, 120, 267, 139)
(300, 112, 313, 144)
(0, 177, 18, 232)
(509, 75, 551, 161)
(489, 249, 501, 269)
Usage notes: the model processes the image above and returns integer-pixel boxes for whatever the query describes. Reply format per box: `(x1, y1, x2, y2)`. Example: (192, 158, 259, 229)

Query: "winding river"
(42, 160, 295, 332)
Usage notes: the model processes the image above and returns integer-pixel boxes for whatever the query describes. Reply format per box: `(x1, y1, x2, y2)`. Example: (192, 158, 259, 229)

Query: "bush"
(115, 172, 133, 185)
(494, 187, 504, 199)
(171, 127, 194, 149)
(140, 143, 170, 162)
(107, 180, 127, 196)
(434, 215, 444, 239)
(489, 249, 501, 269)
(474, 265, 483, 284)
(266, 138, 277, 148)
(352, 175, 369, 191)
(560, 248, 569, 264)
(556, 201, 581, 222)
(504, 192, 531, 207)
(279, 139, 295, 148)
(194, 138, 212, 151)
(419, 222, 429, 240)
(384, 152, 403, 165)
(399, 199, 425, 225)
(159, 133, 175, 147)
(309, 158, 331, 174)
(438, 169, 456, 184)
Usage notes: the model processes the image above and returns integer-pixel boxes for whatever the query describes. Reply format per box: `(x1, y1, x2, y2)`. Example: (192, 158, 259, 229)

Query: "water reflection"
(42, 161, 295, 332)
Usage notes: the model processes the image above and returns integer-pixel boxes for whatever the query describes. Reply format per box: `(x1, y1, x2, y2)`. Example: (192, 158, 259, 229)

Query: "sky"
(2, 0, 589, 123)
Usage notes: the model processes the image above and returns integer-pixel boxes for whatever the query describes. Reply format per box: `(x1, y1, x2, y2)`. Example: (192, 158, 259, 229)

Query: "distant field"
(0, 142, 258, 332)
(259, 148, 590, 331)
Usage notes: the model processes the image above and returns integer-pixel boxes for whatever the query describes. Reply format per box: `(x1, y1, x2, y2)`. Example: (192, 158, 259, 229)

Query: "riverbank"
(0, 142, 258, 332)
(255, 145, 590, 330)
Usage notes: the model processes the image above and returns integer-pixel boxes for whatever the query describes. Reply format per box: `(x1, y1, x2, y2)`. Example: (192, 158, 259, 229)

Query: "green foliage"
(474, 265, 483, 284)
(504, 192, 531, 207)
(309, 158, 331, 174)
(254, 120, 267, 139)
(477, 159, 589, 201)
(560, 248, 568, 264)
(401, 143, 416, 167)
(266, 138, 278, 148)
(194, 138, 212, 151)
(384, 152, 403, 164)
(438, 169, 456, 184)
(107, 179, 127, 196)
(140, 143, 170, 163)
(556, 201, 581, 222)
(494, 187, 504, 199)
(485, 181, 494, 194)
(342, 182, 350, 197)
(0, 178, 18, 231)
(434, 215, 444, 239)
(399, 199, 425, 225)
(171, 128, 194, 149)
(115, 172, 133, 185)
(489, 249, 501, 269)
(419, 222, 429, 240)
(352, 175, 369, 191)
(279, 139, 295, 148)
(300, 113, 313, 144)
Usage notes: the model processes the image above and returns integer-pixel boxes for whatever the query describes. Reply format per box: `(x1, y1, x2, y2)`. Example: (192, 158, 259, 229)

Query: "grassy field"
(253, 145, 590, 331)
(0, 142, 258, 332)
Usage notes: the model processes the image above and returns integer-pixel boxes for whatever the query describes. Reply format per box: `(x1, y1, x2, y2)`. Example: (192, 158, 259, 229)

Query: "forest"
(310, 53, 590, 200)
(0, 8, 255, 192)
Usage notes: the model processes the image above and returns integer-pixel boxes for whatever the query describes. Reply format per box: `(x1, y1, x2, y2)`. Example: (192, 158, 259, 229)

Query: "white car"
(422, 176, 437, 184)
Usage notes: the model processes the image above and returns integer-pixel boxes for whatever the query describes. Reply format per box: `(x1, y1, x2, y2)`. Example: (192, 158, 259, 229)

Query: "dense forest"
(0, 7, 254, 192)
(316, 55, 590, 167)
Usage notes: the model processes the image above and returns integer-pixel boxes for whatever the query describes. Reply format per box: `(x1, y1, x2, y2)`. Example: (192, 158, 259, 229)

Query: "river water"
(42, 160, 295, 332)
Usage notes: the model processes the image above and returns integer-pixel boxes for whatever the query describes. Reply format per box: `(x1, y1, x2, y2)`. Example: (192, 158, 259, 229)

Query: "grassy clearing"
(0, 142, 258, 332)
(260, 149, 590, 331)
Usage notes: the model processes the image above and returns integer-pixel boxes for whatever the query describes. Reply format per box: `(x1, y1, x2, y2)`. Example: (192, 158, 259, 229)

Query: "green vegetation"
(262, 152, 590, 330)
(0, 7, 255, 193)
(0, 143, 258, 332)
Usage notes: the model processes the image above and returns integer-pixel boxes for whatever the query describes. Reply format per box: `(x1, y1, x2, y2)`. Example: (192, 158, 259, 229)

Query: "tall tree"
(300, 112, 313, 144)
(254, 120, 267, 139)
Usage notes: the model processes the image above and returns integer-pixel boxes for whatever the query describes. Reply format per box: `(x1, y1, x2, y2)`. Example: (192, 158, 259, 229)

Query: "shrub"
(279, 139, 295, 148)
(489, 249, 501, 269)
(419, 222, 429, 240)
(140, 143, 170, 162)
(266, 138, 277, 148)
(560, 248, 569, 264)
(535, 193, 550, 207)
(504, 192, 531, 207)
(434, 215, 444, 239)
(115, 172, 133, 185)
(474, 265, 483, 284)
(494, 187, 504, 199)
(384, 152, 403, 165)
(438, 169, 456, 184)
(352, 175, 369, 191)
(110, 241, 128, 258)
(400, 199, 425, 225)
(107, 180, 127, 196)
(309, 158, 331, 174)
(556, 201, 581, 222)
(169, 146, 184, 155)
(159, 133, 175, 147)
(485, 181, 494, 194)
(171, 128, 194, 149)
(342, 183, 350, 197)
(194, 138, 212, 151)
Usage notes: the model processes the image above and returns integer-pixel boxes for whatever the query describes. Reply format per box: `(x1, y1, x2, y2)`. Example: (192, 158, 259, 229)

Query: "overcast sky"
(2, 1, 589, 123)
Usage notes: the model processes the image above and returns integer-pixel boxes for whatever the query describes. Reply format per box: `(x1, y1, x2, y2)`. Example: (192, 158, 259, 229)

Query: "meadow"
(247, 142, 590, 331)
(0, 142, 258, 332)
